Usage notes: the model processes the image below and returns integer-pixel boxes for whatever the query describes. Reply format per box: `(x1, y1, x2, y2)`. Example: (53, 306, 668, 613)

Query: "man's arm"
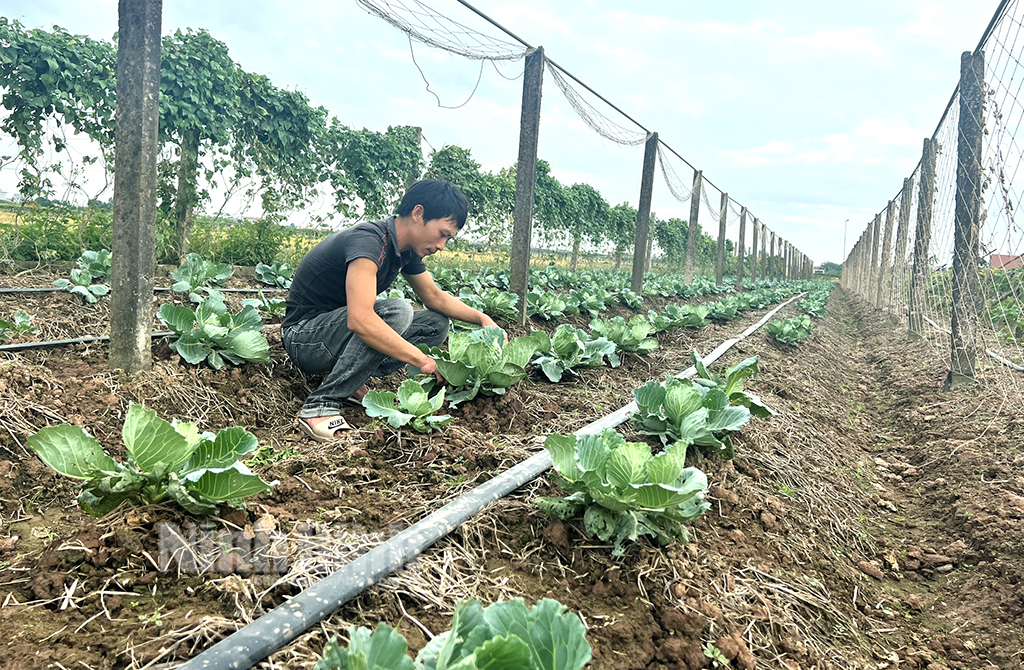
(404, 270, 502, 330)
(346, 258, 441, 378)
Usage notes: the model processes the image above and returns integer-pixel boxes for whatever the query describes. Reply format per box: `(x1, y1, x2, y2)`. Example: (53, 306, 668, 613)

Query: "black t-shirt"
(283, 217, 426, 328)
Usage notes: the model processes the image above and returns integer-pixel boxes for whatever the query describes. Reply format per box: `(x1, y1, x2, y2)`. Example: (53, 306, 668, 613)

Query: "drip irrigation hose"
(920, 314, 1024, 373)
(0, 286, 288, 294)
(180, 293, 804, 670)
(0, 332, 174, 353)
(0, 323, 281, 353)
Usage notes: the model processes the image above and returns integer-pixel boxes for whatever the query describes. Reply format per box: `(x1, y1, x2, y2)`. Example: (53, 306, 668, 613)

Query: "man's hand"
(418, 356, 446, 385)
(480, 314, 507, 343)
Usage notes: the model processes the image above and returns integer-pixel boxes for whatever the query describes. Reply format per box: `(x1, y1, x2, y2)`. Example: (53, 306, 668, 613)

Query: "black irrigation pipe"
(0, 332, 175, 353)
(920, 314, 1024, 372)
(0, 287, 288, 294)
(179, 293, 805, 670)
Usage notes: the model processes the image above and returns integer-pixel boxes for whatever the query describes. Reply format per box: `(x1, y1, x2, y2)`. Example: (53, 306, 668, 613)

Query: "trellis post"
(684, 170, 703, 284)
(735, 206, 747, 290)
(760, 222, 767, 281)
(750, 217, 760, 283)
(109, 0, 162, 373)
(893, 177, 914, 316)
(860, 227, 873, 300)
(909, 138, 937, 339)
(876, 200, 896, 311)
(868, 212, 881, 305)
(715, 192, 728, 286)
(769, 231, 776, 281)
(509, 46, 544, 324)
(631, 132, 658, 294)
(948, 49, 985, 388)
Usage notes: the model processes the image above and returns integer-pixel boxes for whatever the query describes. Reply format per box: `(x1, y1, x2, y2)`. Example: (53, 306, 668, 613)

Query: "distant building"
(991, 254, 1024, 269)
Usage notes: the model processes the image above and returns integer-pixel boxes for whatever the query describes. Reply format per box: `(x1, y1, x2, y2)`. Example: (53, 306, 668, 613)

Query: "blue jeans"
(282, 299, 449, 418)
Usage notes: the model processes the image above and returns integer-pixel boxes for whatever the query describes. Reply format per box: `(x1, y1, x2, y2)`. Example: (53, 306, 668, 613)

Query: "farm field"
(1, 272, 1022, 670)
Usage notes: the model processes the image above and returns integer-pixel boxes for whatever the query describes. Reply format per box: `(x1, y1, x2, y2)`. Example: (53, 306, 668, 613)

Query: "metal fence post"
(948, 50, 986, 388)
(909, 138, 937, 339)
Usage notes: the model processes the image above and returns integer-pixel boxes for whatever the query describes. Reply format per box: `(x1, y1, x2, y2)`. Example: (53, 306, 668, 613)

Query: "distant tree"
(322, 122, 423, 220)
(425, 145, 513, 249)
(608, 202, 638, 269)
(653, 217, 687, 267)
(821, 261, 842, 275)
(560, 182, 610, 271)
(231, 70, 327, 221)
(158, 28, 241, 261)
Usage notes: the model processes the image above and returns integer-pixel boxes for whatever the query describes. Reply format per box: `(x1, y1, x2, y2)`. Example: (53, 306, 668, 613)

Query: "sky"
(0, 0, 1004, 264)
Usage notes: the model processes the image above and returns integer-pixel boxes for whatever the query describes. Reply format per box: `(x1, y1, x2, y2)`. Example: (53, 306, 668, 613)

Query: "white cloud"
(723, 118, 922, 167)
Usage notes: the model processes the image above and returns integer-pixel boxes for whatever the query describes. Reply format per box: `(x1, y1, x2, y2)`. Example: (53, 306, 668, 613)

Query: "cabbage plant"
(537, 429, 710, 555)
(632, 351, 774, 457)
(414, 327, 546, 407)
(171, 252, 233, 302)
(362, 378, 453, 433)
(765, 314, 815, 345)
(27, 403, 275, 516)
(616, 289, 644, 310)
(458, 287, 518, 322)
(589, 314, 658, 354)
(53, 251, 112, 303)
(241, 291, 287, 318)
(315, 598, 591, 670)
(707, 296, 741, 321)
(532, 324, 619, 382)
(157, 295, 270, 369)
(647, 304, 709, 331)
(526, 289, 567, 321)
(255, 260, 293, 288)
(0, 310, 38, 342)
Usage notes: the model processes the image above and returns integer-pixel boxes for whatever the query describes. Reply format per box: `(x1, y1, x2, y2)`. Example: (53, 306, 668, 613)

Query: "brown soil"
(1, 274, 1022, 669)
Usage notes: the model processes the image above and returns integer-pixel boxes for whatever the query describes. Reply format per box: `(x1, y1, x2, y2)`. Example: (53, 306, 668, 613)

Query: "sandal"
(296, 415, 352, 442)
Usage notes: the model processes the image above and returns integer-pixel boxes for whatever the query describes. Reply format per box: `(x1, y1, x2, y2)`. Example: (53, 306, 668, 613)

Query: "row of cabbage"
(21, 254, 831, 668)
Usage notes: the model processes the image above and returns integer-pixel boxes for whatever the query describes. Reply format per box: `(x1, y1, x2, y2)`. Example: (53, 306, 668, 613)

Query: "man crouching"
(282, 179, 502, 441)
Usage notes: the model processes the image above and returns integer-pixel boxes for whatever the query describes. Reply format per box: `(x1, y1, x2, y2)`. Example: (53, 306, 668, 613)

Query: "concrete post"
(631, 132, 658, 294)
(876, 200, 896, 311)
(868, 212, 881, 305)
(684, 170, 702, 284)
(735, 206, 747, 290)
(715, 192, 728, 286)
(509, 47, 544, 324)
(909, 138, 937, 339)
(893, 177, 914, 315)
(109, 0, 162, 373)
(948, 50, 985, 387)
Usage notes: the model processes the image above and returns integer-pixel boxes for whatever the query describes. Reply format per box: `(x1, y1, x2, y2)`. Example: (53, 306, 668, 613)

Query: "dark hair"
(396, 179, 469, 229)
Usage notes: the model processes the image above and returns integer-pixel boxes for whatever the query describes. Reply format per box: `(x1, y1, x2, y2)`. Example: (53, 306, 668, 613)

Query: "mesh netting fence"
(844, 0, 1024, 399)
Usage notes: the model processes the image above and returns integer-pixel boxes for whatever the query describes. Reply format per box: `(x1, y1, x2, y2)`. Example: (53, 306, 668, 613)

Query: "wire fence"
(356, 0, 812, 293)
(843, 0, 1024, 400)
